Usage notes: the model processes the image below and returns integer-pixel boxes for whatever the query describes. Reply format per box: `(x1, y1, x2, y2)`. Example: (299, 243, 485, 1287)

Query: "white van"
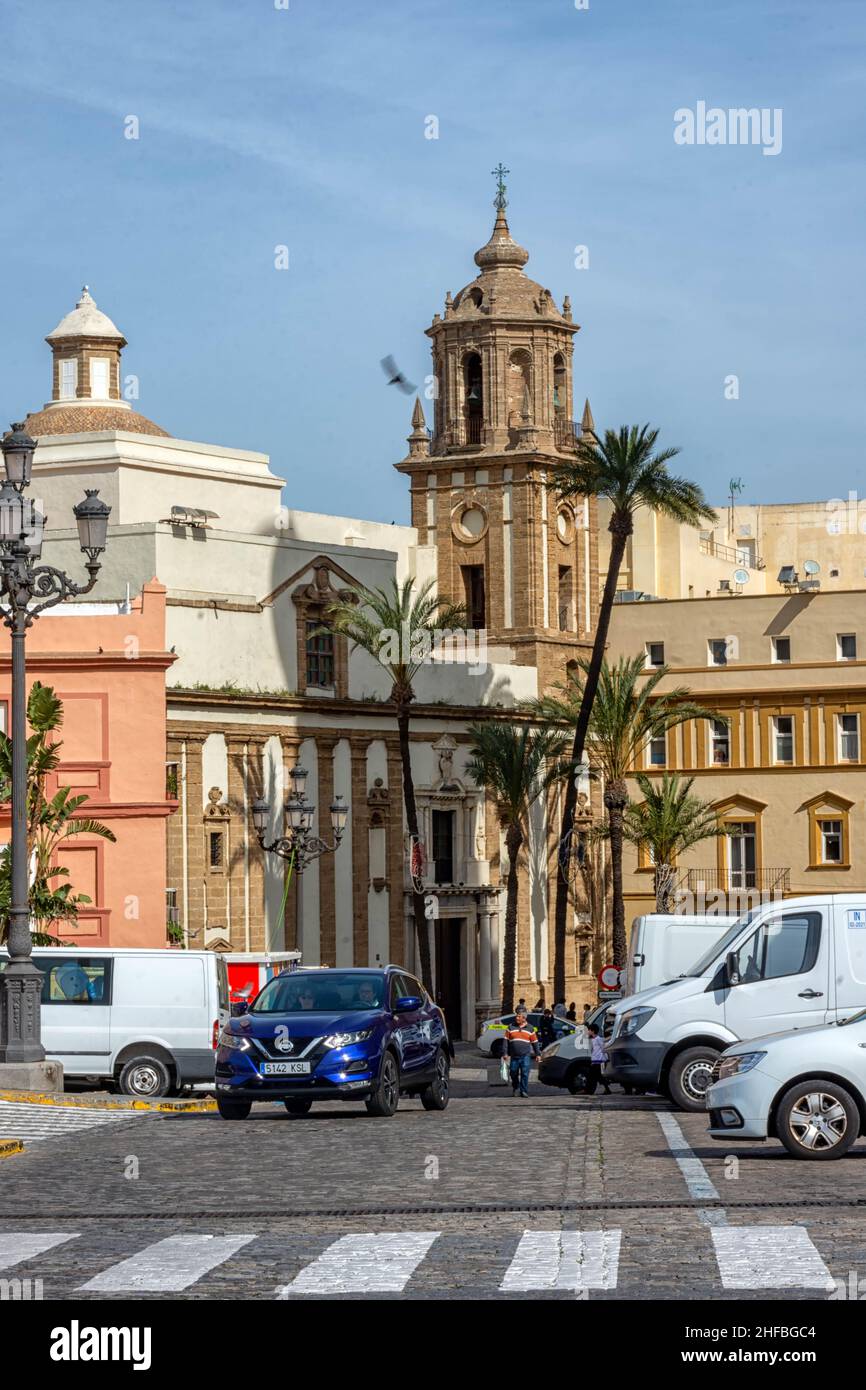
(626, 914, 738, 996)
(0, 948, 230, 1098)
(606, 894, 866, 1112)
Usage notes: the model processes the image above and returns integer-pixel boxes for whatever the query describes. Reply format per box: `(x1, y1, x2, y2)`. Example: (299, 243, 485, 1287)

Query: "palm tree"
(538, 654, 717, 968)
(326, 577, 466, 991)
(548, 424, 717, 999)
(623, 772, 725, 912)
(466, 721, 571, 1013)
(0, 682, 116, 944)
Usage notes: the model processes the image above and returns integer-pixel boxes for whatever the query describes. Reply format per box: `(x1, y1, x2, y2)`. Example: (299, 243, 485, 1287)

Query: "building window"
(646, 641, 665, 668)
(648, 733, 667, 767)
(89, 357, 110, 398)
(838, 713, 859, 762)
(306, 619, 335, 689)
(710, 719, 730, 766)
(725, 821, 757, 889)
(578, 944, 590, 975)
(431, 809, 455, 885)
(837, 633, 857, 661)
(462, 565, 486, 630)
(819, 820, 843, 864)
(209, 831, 224, 870)
(165, 762, 179, 800)
(772, 636, 791, 663)
(773, 715, 794, 764)
(59, 358, 78, 400)
(708, 638, 729, 666)
(558, 566, 574, 631)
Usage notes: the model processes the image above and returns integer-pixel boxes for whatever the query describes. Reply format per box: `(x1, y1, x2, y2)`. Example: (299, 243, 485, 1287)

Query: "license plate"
(260, 1061, 311, 1075)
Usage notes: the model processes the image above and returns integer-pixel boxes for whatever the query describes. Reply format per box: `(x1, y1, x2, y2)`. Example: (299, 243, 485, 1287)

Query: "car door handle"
(797, 990, 823, 998)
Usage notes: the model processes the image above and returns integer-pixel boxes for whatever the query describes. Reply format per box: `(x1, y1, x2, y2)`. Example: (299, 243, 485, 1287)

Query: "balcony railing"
(699, 537, 763, 569)
(682, 867, 791, 894)
(554, 417, 580, 451)
(434, 417, 484, 451)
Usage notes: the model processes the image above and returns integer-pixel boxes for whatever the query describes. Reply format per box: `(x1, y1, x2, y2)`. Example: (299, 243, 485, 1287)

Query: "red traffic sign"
(597, 964, 621, 991)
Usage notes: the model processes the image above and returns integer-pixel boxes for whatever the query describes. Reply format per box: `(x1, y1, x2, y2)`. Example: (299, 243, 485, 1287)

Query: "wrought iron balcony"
(682, 867, 791, 893)
(554, 417, 580, 451)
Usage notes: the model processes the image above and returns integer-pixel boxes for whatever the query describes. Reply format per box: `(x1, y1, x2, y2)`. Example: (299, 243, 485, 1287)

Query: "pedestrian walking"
(504, 1009, 539, 1097)
(565, 1001, 577, 1022)
(553, 998, 567, 1019)
(583, 1023, 611, 1095)
(538, 1007, 556, 1050)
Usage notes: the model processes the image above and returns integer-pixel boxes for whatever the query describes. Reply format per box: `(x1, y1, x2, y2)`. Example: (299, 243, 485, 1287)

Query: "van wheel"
(420, 1050, 450, 1111)
(566, 1065, 588, 1095)
(668, 1047, 720, 1112)
(118, 1055, 172, 1099)
(776, 1081, 859, 1160)
(217, 1096, 252, 1120)
(283, 1099, 313, 1116)
(366, 1052, 400, 1117)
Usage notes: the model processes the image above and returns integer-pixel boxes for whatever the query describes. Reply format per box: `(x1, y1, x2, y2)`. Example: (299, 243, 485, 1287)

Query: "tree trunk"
(605, 778, 629, 969)
(501, 822, 523, 1013)
(553, 513, 632, 999)
(396, 696, 433, 993)
(654, 861, 678, 913)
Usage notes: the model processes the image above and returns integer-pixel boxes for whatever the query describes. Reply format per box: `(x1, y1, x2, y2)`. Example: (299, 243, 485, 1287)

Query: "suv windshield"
(252, 971, 386, 1014)
(685, 909, 763, 977)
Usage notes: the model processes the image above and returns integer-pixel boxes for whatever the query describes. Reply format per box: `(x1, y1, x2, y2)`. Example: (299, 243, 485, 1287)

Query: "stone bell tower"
(396, 170, 599, 691)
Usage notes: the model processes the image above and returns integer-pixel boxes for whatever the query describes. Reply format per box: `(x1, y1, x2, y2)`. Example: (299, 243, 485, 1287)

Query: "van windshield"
(838, 1007, 866, 1027)
(684, 909, 763, 977)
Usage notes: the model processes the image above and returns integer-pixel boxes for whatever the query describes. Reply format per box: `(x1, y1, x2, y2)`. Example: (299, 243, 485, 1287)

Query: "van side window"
(40, 958, 112, 1005)
(732, 913, 821, 984)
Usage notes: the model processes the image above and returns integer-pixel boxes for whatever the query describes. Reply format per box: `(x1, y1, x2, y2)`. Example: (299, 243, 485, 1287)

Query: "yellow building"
(606, 588, 866, 917)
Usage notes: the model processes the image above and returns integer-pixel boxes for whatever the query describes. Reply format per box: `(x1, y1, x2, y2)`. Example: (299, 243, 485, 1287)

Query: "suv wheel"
(420, 1050, 450, 1111)
(217, 1096, 252, 1120)
(366, 1051, 400, 1118)
(668, 1047, 720, 1111)
(284, 1099, 313, 1117)
(777, 1081, 859, 1160)
(118, 1055, 172, 1099)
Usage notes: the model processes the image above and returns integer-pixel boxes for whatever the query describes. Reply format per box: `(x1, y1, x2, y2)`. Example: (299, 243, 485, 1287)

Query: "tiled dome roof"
(24, 405, 170, 438)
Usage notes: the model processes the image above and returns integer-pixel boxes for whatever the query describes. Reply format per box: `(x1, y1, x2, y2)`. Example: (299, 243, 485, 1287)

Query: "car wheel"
(216, 1096, 252, 1120)
(117, 1055, 172, 1099)
(776, 1081, 859, 1160)
(365, 1051, 400, 1117)
(668, 1047, 720, 1112)
(283, 1099, 313, 1117)
(490, 1038, 505, 1059)
(420, 1050, 450, 1111)
(566, 1065, 588, 1095)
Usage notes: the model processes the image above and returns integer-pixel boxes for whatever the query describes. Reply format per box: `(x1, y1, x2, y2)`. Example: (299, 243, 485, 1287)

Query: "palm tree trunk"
(654, 861, 677, 913)
(553, 512, 632, 999)
(605, 778, 629, 969)
(501, 822, 522, 1013)
(396, 697, 433, 993)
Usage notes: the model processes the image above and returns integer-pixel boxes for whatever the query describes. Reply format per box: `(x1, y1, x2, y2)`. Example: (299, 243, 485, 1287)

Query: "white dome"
(46, 286, 125, 342)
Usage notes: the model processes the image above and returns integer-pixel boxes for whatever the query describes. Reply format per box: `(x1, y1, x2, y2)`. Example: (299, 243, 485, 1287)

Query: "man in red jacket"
(504, 1009, 539, 1098)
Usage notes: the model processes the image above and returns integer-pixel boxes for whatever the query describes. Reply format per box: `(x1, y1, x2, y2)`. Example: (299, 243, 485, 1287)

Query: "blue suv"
(215, 966, 452, 1119)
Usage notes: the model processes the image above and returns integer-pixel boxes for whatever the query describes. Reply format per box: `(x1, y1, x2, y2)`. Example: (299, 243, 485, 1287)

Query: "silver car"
(706, 1007, 866, 1160)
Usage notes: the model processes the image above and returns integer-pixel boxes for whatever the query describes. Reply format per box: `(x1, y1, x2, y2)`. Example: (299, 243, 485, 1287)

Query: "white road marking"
(656, 1111, 720, 1201)
(0, 1100, 145, 1144)
(500, 1229, 621, 1292)
(275, 1232, 440, 1296)
(711, 1225, 836, 1290)
(79, 1233, 256, 1292)
(0, 1232, 79, 1270)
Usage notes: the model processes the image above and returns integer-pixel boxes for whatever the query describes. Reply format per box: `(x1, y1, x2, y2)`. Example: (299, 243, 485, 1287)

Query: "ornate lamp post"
(251, 764, 348, 874)
(0, 424, 111, 1068)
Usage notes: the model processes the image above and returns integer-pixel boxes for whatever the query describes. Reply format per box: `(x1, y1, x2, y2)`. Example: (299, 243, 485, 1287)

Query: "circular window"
(451, 503, 489, 544)
(556, 507, 575, 544)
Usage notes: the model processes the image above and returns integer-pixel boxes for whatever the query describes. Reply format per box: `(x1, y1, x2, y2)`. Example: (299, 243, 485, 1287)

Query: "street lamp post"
(0, 424, 111, 1068)
(251, 764, 349, 875)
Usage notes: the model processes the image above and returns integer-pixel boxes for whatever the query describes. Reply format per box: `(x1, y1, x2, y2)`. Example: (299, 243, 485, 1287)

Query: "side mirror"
(725, 952, 741, 987)
(395, 994, 422, 1013)
(231, 1000, 249, 1017)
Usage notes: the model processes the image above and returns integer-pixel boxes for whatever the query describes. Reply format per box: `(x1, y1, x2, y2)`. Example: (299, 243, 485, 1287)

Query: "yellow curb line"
(0, 1089, 216, 1114)
(0, 1139, 24, 1158)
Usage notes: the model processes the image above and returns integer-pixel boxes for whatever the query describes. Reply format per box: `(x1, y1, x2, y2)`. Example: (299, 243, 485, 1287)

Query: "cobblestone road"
(2, 1068, 865, 1300)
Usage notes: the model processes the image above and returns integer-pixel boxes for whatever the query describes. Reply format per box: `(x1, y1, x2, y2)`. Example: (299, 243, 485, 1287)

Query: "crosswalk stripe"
(500, 1230, 621, 1292)
(79, 1234, 257, 1292)
(0, 1233, 79, 1271)
(0, 1101, 144, 1143)
(711, 1225, 836, 1290)
(275, 1232, 440, 1297)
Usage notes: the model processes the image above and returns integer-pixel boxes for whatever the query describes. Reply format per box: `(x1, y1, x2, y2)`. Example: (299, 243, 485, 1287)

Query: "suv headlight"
(616, 1007, 656, 1039)
(541, 1041, 560, 1058)
(219, 1031, 250, 1051)
(323, 1029, 373, 1049)
(717, 1051, 766, 1081)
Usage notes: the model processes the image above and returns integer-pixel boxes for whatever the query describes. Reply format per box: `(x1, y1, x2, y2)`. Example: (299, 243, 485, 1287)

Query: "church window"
(306, 618, 335, 689)
(462, 565, 486, 631)
(89, 357, 110, 398)
(59, 358, 77, 400)
(209, 831, 224, 870)
(431, 809, 455, 885)
(553, 352, 567, 412)
(558, 565, 574, 631)
(463, 353, 483, 443)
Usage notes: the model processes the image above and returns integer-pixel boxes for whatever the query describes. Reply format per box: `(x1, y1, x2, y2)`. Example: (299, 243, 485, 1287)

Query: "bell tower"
(396, 170, 599, 690)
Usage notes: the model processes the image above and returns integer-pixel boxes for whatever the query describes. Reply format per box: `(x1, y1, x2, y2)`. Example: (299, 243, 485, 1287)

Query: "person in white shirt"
(584, 1024, 611, 1095)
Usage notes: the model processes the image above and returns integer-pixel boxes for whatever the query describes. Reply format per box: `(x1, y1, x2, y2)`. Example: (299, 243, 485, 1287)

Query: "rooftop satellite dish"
(733, 568, 750, 585)
(803, 559, 821, 575)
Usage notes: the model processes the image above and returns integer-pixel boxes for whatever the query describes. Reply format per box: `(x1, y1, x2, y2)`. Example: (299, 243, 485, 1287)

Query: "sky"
(0, 0, 864, 522)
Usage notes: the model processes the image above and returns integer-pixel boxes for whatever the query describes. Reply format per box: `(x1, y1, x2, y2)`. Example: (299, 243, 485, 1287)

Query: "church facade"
(29, 200, 608, 1036)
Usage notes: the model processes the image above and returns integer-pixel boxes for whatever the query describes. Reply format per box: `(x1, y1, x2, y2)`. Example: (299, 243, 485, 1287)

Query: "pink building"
(0, 580, 176, 946)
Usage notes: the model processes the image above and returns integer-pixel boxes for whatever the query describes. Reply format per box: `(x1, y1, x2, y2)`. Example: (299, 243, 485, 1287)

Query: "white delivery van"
(625, 914, 738, 996)
(0, 948, 230, 1098)
(606, 895, 866, 1112)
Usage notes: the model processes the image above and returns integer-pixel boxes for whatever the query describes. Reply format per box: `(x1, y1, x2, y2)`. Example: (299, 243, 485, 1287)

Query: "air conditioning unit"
(718, 579, 732, 592)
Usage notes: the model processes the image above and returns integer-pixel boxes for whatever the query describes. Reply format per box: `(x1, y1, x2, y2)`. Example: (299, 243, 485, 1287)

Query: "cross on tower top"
(491, 162, 509, 210)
